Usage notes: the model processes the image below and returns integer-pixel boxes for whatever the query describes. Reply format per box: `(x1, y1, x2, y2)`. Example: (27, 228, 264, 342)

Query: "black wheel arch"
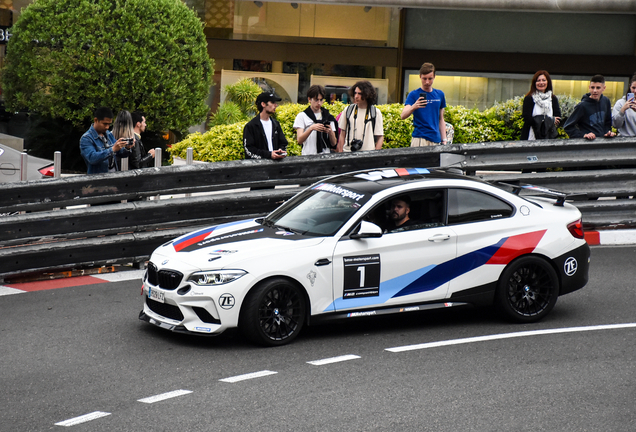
(239, 275, 312, 326)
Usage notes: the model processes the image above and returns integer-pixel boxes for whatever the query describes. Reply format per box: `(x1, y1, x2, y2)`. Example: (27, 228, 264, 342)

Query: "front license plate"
(148, 287, 165, 303)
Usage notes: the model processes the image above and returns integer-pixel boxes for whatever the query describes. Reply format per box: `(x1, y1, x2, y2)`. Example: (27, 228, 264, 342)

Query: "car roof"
(325, 168, 486, 195)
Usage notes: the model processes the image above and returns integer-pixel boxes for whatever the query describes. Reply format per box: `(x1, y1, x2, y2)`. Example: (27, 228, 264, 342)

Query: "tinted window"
(447, 188, 513, 225)
(363, 189, 445, 233)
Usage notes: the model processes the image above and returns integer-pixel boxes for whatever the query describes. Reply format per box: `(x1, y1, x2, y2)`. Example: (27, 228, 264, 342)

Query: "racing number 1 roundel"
(343, 254, 381, 299)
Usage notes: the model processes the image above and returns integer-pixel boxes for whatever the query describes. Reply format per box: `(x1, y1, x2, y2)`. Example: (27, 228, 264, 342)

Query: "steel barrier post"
(154, 148, 162, 200)
(20, 152, 28, 181)
(186, 147, 193, 197)
(54, 151, 62, 179)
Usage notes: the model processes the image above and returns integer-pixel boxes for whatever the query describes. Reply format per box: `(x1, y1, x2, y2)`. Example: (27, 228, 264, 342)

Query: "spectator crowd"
(80, 62, 636, 173)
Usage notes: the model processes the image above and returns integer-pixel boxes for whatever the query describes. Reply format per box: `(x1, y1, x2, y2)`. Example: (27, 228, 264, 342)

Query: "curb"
(0, 270, 144, 297)
(584, 229, 636, 246)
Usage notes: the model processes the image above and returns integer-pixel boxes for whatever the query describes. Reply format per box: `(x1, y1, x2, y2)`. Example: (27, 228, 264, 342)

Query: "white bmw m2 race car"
(139, 168, 590, 346)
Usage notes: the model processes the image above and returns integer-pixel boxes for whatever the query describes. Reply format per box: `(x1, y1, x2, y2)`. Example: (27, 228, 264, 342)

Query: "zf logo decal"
(343, 254, 381, 299)
(564, 257, 578, 276)
(219, 293, 236, 309)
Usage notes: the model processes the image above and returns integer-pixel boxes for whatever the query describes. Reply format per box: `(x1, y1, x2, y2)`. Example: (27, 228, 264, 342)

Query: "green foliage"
(376, 104, 413, 149)
(1, 0, 213, 132)
(270, 102, 305, 156)
(223, 78, 262, 118)
(170, 122, 247, 163)
(209, 101, 248, 127)
(556, 94, 581, 119)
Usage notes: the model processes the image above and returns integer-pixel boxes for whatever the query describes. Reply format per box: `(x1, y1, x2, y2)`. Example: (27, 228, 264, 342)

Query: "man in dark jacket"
(564, 75, 617, 140)
(243, 92, 288, 160)
(130, 112, 156, 169)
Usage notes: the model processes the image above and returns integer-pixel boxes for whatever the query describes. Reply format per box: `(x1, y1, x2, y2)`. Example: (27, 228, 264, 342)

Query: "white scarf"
(532, 90, 553, 117)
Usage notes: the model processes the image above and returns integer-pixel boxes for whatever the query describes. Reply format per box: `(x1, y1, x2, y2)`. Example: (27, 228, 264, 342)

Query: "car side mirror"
(350, 220, 383, 239)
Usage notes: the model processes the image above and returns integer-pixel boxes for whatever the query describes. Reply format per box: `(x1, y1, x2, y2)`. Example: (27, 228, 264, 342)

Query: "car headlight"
(188, 270, 246, 286)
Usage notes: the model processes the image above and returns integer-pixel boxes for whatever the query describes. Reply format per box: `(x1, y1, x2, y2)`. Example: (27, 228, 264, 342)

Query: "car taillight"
(567, 219, 584, 239)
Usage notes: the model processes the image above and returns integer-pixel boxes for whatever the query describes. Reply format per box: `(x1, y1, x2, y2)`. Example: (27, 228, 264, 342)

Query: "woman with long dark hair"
(521, 70, 562, 140)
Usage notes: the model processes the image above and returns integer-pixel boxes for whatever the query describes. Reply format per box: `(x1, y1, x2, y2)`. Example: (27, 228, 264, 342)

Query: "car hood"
(151, 219, 326, 270)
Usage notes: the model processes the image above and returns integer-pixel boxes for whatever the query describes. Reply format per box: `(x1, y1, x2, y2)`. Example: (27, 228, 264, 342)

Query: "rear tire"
(495, 256, 559, 323)
(240, 278, 306, 346)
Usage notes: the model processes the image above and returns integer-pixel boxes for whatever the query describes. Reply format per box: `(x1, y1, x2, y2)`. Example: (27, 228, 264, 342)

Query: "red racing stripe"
(486, 230, 547, 265)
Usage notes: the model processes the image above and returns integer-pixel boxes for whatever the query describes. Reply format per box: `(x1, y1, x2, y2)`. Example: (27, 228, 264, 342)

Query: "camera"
(123, 137, 134, 148)
(350, 139, 363, 152)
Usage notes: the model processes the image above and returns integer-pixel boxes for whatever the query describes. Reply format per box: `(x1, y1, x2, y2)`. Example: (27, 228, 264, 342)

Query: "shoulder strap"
(365, 105, 377, 134)
(345, 104, 356, 143)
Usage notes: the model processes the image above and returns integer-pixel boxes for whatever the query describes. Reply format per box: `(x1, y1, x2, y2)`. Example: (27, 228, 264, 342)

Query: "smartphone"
(628, 92, 634, 101)
(419, 92, 427, 101)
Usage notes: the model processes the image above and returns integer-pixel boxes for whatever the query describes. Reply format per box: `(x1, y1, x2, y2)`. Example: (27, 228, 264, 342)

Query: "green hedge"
(169, 95, 577, 162)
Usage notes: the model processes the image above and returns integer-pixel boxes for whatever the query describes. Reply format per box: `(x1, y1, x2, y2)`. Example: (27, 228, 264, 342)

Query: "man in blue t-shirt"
(401, 62, 447, 146)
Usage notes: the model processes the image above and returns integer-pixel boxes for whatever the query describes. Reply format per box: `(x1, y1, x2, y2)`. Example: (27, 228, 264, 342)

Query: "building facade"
(2, 0, 636, 112)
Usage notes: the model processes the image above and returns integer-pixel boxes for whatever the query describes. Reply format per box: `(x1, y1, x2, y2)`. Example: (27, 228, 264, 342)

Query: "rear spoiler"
(493, 181, 586, 207)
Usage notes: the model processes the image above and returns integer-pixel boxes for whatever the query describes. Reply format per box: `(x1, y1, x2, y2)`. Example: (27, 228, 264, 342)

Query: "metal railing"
(1, 137, 634, 279)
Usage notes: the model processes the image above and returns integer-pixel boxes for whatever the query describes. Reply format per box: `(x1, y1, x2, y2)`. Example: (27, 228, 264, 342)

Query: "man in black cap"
(243, 92, 288, 159)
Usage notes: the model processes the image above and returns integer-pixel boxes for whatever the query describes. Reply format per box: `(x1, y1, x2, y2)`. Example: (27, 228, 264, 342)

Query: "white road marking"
(307, 354, 361, 366)
(92, 270, 145, 282)
(219, 370, 278, 383)
(0, 286, 25, 296)
(137, 389, 193, 404)
(386, 323, 636, 353)
(54, 411, 111, 427)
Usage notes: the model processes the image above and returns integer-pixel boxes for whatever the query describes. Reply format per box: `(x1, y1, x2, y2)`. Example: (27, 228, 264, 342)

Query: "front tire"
(495, 256, 559, 323)
(240, 278, 306, 346)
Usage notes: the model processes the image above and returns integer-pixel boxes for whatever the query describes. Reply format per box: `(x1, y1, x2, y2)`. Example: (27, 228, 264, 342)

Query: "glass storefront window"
(202, 0, 399, 48)
(404, 70, 627, 110)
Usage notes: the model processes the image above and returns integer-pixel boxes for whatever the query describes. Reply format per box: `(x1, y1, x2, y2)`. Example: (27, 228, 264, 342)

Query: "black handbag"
(532, 115, 558, 139)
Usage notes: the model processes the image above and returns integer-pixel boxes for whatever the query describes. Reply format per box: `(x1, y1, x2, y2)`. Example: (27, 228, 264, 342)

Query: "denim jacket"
(79, 125, 128, 174)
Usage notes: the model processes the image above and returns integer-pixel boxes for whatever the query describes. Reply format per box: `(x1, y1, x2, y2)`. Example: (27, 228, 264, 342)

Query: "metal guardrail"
(0, 137, 634, 279)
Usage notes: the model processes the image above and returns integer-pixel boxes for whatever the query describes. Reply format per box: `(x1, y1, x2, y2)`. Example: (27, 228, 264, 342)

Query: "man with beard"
(243, 92, 288, 159)
(386, 195, 417, 232)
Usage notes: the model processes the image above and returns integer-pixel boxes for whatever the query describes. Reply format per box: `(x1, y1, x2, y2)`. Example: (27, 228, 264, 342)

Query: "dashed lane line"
(54, 411, 111, 427)
(48, 323, 636, 427)
(385, 323, 636, 353)
(219, 370, 278, 383)
(137, 389, 193, 404)
(307, 354, 361, 366)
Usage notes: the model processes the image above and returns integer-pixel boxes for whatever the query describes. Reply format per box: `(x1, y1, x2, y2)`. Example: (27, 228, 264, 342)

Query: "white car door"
(329, 189, 458, 312)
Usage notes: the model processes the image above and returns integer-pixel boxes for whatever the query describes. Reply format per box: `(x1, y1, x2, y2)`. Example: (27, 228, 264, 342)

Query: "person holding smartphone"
(400, 62, 447, 146)
(612, 74, 636, 136)
(243, 92, 288, 160)
(294, 85, 337, 155)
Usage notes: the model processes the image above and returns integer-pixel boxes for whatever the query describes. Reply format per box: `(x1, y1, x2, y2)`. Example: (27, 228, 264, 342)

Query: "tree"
(1, 0, 213, 132)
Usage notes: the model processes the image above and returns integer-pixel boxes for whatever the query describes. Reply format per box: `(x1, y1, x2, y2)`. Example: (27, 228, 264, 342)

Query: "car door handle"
(315, 258, 331, 266)
(428, 234, 451, 242)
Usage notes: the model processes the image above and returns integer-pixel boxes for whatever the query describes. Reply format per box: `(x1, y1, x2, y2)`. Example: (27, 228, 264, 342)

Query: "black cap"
(256, 92, 282, 106)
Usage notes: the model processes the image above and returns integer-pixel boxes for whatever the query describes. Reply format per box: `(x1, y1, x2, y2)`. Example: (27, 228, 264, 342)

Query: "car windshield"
(262, 183, 371, 236)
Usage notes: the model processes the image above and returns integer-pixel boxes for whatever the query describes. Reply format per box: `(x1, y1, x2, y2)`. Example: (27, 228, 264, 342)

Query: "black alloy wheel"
(240, 278, 306, 346)
(495, 256, 559, 323)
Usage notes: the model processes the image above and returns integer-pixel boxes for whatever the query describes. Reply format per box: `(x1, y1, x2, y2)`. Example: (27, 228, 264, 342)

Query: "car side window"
(362, 189, 445, 233)
(447, 188, 513, 225)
